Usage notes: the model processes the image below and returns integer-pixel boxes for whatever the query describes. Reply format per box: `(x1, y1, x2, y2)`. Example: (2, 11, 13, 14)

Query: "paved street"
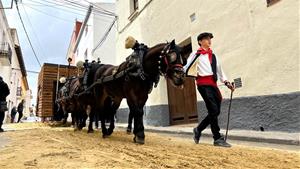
(0, 123, 299, 169)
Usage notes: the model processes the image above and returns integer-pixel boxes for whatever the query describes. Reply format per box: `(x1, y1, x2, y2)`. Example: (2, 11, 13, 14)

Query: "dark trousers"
(196, 85, 222, 140)
(11, 113, 16, 123)
(17, 111, 23, 123)
(0, 111, 4, 129)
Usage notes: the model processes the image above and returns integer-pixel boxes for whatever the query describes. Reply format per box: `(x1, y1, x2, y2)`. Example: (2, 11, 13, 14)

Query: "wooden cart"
(36, 63, 82, 121)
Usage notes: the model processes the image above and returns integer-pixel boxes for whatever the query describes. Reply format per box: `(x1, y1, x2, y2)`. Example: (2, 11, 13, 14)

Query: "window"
(178, 37, 192, 63)
(85, 25, 88, 36)
(84, 49, 88, 60)
(266, 0, 280, 7)
(17, 87, 22, 96)
(190, 13, 196, 22)
(16, 82, 22, 97)
(133, 0, 139, 11)
(0, 30, 3, 43)
(129, 0, 139, 20)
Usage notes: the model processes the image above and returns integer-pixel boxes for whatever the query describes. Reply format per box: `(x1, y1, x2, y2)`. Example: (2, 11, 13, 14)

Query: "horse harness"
(158, 43, 184, 76)
(57, 43, 178, 101)
(126, 43, 149, 80)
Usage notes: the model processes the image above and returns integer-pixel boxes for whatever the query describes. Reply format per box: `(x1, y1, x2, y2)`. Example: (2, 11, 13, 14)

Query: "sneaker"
(193, 128, 201, 144)
(213, 136, 231, 147)
(0, 128, 4, 132)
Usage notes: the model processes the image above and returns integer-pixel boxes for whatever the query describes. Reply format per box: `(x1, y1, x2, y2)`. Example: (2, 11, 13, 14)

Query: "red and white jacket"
(184, 49, 228, 86)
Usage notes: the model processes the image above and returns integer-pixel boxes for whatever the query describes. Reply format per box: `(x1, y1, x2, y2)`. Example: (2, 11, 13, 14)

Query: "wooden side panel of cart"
(36, 63, 82, 120)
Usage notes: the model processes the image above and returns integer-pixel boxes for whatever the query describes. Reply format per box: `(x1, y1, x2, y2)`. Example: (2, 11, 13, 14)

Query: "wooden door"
(167, 77, 198, 125)
(167, 41, 198, 125)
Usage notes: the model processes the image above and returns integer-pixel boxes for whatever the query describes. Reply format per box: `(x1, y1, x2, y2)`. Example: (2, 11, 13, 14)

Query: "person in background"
(10, 106, 17, 123)
(0, 76, 10, 132)
(17, 100, 25, 123)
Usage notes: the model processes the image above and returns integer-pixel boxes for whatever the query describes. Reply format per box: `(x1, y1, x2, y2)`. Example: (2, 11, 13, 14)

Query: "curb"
(116, 126, 300, 146)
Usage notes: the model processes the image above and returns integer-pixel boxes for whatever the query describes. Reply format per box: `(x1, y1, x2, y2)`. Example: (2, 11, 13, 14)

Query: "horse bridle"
(158, 44, 184, 76)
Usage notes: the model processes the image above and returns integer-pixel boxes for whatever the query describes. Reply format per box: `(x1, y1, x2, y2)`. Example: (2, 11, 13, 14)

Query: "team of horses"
(56, 40, 186, 144)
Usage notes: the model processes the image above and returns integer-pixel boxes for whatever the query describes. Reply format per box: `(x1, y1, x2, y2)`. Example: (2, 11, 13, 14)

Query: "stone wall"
(117, 92, 300, 132)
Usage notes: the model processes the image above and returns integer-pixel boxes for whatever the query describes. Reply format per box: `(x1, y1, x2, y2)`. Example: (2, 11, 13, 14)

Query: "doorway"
(167, 37, 198, 125)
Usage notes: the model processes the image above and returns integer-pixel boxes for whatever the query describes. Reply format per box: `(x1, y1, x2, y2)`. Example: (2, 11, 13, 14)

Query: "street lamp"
(67, 57, 72, 78)
(67, 57, 72, 92)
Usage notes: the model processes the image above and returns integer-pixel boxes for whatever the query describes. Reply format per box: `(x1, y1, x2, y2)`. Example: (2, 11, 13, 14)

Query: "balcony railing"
(0, 42, 12, 64)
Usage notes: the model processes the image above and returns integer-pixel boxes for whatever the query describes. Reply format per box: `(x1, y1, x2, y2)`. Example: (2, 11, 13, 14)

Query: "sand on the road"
(0, 123, 299, 169)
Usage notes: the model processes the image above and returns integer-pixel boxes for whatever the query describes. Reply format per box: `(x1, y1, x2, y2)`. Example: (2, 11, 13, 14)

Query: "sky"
(3, 0, 115, 105)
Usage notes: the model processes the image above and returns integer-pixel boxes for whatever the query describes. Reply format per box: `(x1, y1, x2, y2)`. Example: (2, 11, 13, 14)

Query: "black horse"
(76, 62, 107, 133)
(56, 77, 88, 129)
(93, 40, 185, 144)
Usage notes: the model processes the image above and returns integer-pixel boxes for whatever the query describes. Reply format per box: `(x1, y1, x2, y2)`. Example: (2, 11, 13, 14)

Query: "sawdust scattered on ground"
(0, 123, 299, 169)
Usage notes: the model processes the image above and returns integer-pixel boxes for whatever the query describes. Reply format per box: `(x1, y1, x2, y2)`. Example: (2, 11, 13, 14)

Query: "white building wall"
(0, 3, 13, 85)
(76, 18, 94, 63)
(75, 3, 116, 65)
(115, 0, 299, 107)
(24, 89, 32, 117)
(92, 3, 116, 65)
(0, 3, 28, 122)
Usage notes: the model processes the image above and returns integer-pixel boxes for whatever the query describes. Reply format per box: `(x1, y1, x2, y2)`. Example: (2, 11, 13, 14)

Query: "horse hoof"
(78, 125, 83, 130)
(133, 136, 144, 144)
(126, 128, 132, 134)
(78, 126, 83, 130)
(107, 129, 114, 136)
(102, 134, 109, 138)
(87, 130, 94, 133)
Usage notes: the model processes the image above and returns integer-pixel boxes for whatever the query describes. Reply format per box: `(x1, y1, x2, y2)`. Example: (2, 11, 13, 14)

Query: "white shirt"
(184, 51, 228, 83)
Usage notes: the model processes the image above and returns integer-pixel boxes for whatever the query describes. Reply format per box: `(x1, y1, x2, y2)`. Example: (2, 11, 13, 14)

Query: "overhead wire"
(92, 17, 117, 54)
(23, 0, 86, 17)
(22, 4, 78, 23)
(32, 0, 116, 17)
(18, 0, 117, 63)
(24, 0, 114, 23)
(14, 0, 42, 67)
(58, 0, 116, 17)
(21, 3, 47, 61)
(82, 0, 115, 16)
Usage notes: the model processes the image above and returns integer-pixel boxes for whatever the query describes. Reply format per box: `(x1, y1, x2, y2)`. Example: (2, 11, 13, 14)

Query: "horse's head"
(159, 40, 185, 86)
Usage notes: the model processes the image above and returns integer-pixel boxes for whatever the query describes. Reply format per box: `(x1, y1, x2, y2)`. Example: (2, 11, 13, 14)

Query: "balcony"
(0, 42, 12, 65)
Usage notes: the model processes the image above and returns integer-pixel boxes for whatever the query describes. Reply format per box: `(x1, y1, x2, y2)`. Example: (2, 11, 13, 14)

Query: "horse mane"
(149, 43, 166, 49)
(145, 42, 182, 57)
(146, 43, 166, 55)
